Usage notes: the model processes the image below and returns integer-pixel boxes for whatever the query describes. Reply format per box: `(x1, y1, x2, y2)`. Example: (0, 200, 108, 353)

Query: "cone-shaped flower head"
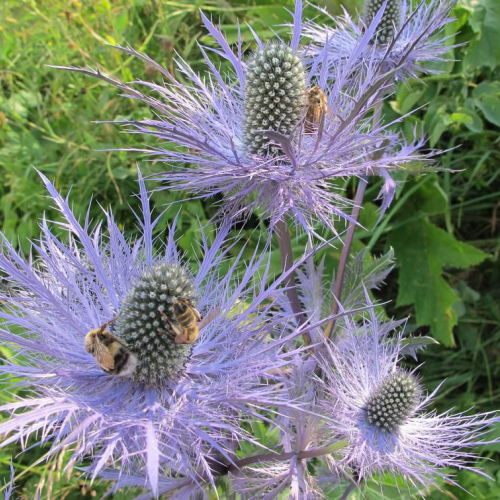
(315, 303, 500, 489)
(304, 0, 457, 81)
(0, 171, 302, 494)
(364, 370, 420, 434)
(112, 263, 196, 385)
(53, 0, 427, 236)
(244, 44, 306, 156)
(363, 0, 402, 45)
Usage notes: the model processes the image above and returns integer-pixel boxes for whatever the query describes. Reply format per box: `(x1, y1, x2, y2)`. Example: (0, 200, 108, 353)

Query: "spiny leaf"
(342, 248, 395, 309)
(400, 336, 440, 360)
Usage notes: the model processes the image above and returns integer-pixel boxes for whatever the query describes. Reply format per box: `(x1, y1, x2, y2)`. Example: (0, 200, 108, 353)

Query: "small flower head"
(363, 370, 421, 434)
(0, 171, 299, 494)
(363, 0, 402, 45)
(316, 304, 500, 489)
(244, 43, 306, 156)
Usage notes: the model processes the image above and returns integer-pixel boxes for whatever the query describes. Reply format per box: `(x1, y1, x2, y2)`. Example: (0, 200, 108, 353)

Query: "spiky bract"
(113, 263, 196, 385)
(244, 44, 306, 156)
(304, 0, 457, 81)
(363, 0, 401, 45)
(52, 0, 427, 236)
(0, 171, 301, 495)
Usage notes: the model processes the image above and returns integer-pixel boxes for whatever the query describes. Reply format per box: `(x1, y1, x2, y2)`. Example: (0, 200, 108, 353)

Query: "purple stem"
(340, 482, 357, 500)
(275, 218, 310, 345)
(324, 176, 368, 339)
(228, 441, 346, 472)
(325, 100, 383, 339)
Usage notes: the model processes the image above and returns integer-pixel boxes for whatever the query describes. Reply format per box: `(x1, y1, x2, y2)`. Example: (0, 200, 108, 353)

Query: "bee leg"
(192, 307, 202, 323)
(170, 322, 183, 338)
(160, 311, 186, 342)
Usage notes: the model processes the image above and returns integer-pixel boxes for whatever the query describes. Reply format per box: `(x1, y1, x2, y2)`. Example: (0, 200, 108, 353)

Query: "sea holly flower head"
(363, 0, 402, 46)
(0, 171, 301, 494)
(244, 43, 307, 156)
(304, 0, 458, 81)
(315, 303, 500, 490)
(53, 0, 428, 237)
(111, 262, 197, 386)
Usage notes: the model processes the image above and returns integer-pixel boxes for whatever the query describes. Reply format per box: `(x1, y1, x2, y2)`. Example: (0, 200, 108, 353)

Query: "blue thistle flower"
(52, 0, 426, 237)
(244, 43, 306, 156)
(0, 171, 302, 495)
(304, 0, 458, 81)
(315, 303, 500, 490)
(112, 262, 197, 386)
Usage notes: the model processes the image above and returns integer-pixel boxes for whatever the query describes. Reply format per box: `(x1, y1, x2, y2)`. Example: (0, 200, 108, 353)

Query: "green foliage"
(388, 212, 488, 346)
(0, 0, 499, 498)
(464, 0, 500, 70)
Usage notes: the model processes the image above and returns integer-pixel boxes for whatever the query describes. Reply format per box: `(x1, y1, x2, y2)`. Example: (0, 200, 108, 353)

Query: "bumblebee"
(84, 319, 137, 377)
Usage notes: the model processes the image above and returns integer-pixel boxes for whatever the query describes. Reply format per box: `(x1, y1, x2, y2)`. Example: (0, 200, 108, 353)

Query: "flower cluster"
(1, 0, 498, 498)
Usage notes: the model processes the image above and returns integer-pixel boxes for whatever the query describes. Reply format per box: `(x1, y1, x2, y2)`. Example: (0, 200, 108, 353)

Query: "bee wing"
(199, 307, 220, 330)
(325, 105, 336, 120)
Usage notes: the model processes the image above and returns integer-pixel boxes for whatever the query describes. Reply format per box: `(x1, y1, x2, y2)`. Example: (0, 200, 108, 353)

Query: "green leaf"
(453, 107, 483, 133)
(475, 95, 500, 127)
(472, 81, 500, 99)
(465, 0, 500, 70)
(388, 219, 489, 346)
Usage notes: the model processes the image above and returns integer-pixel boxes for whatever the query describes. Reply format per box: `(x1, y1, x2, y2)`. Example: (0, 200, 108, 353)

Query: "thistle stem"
(340, 482, 357, 500)
(275, 217, 310, 345)
(325, 100, 383, 340)
(228, 441, 348, 472)
(324, 176, 368, 339)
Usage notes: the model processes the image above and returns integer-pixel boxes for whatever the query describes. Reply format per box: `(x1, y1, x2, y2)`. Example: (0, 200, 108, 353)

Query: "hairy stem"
(275, 218, 310, 345)
(325, 100, 383, 339)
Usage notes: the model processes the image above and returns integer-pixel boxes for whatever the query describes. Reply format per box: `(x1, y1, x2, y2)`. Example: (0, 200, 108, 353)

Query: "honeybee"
(84, 319, 137, 377)
(305, 85, 331, 133)
(162, 299, 202, 344)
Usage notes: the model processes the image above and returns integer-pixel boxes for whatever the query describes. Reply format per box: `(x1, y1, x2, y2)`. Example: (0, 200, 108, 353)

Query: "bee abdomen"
(112, 347, 132, 375)
(175, 310, 192, 326)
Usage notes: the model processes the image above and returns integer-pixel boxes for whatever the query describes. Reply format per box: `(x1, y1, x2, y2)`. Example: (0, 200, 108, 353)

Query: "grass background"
(1, 0, 499, 497)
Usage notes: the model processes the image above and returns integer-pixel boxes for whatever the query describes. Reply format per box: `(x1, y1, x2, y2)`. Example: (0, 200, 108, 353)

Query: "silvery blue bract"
(304, 0, 458, 81)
